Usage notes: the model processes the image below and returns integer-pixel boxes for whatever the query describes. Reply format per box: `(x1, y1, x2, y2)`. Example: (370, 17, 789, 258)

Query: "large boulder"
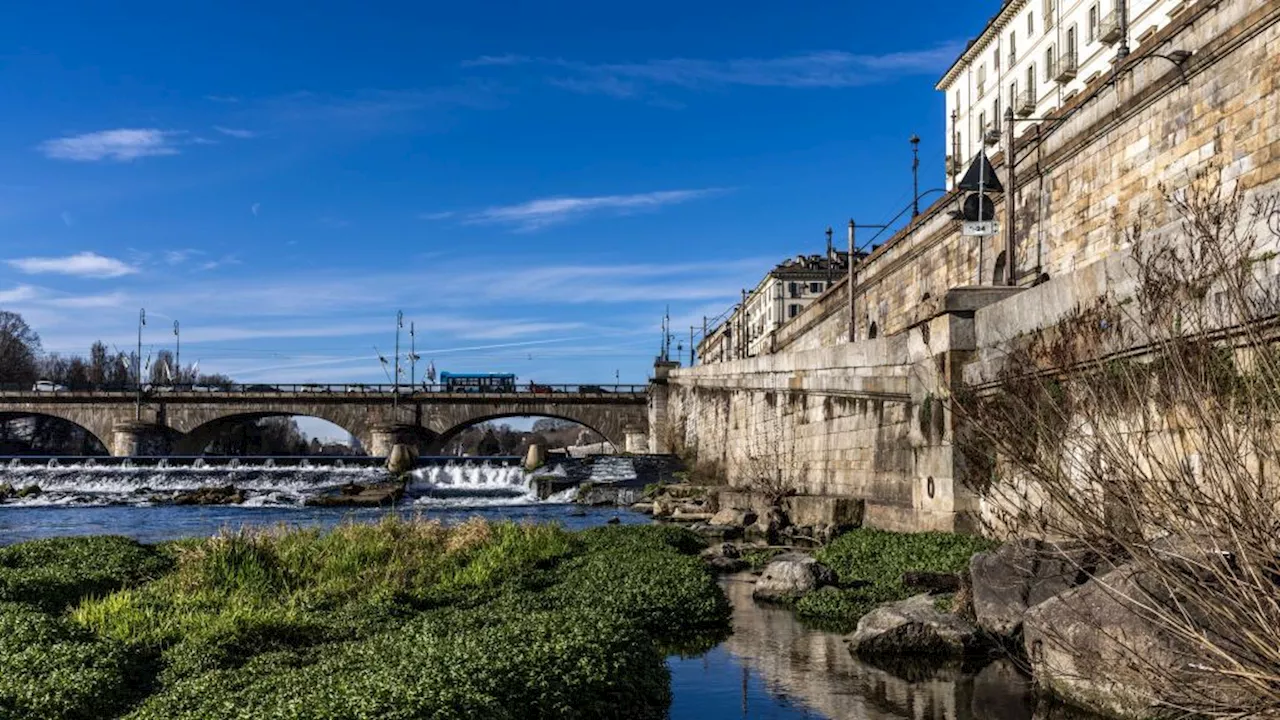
(970, 539, 1100, 638)
(171, 485, 245, 506)
(1022, 565, 1175, 719)
(709, 507, 757, 528)
(752, 553, 836, 602)
(746, 506, 790, 542)
(849, 593, 988, 659)
(306, 481, 404, 507)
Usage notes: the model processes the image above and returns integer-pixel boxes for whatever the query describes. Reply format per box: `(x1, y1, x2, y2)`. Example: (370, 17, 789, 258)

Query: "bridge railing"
(0, 383, 649, 396)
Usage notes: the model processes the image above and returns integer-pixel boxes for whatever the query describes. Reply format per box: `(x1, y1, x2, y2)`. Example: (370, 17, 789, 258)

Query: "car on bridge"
(32, 380, 69, 392)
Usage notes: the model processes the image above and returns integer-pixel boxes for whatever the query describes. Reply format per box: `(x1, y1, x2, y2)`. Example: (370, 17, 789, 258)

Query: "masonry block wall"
(666, 311, 980, 532)
(770, 0, 1280, 354)
(680, 0, 1280, 532)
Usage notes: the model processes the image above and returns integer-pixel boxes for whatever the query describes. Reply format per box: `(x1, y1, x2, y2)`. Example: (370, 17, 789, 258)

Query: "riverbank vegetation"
(955, 176, 1280, 717)
(794, 528, 996, 632)
(0, 519, 728, 720)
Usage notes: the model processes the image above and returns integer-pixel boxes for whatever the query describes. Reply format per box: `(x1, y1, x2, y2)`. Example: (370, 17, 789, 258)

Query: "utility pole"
(1004, 107, 1018, 286)
(173, 320, 180, 385)
(911, 134, 921, 217)
(394, 311, 403, 404)
(847, 221, 856, 342)
(136, 308, 145, 420)
(689, 326, 695, 366)
(409, 322, 419, 389)
(825, 226, 834, 285)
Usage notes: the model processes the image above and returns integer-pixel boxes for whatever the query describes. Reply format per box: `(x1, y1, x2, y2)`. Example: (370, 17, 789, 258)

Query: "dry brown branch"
(953, 168, 1280, 718)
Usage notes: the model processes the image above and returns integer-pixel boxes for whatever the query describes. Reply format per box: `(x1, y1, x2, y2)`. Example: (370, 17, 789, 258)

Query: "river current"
(0, 460, 1054, 720)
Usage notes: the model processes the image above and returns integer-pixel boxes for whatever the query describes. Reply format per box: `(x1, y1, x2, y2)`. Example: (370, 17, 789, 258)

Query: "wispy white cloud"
(60, 212, 74, 227)
(198, 255, 241, 272)
(8, 252, 139, 278)
(0, 286, 39, 303)
(463, 188, 724, 231)
(213, 126, 258, 139)
(163, 249, 202, 265)
(39, 128, 182, 162)
(465, 43, 963, 98)
(419, 211, 456, 221)
(46, 292, 127, 309)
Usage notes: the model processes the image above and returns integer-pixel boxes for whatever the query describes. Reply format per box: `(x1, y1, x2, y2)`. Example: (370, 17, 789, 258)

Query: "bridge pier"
(110, 422, 173, 457)
(624, 426, 649, 454)
(368, 424, 427, 458)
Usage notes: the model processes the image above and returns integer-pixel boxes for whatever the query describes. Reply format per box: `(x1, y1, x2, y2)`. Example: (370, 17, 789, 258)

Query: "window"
(788, 282, 799, 297)
(1010, 80, 1018, 109)
(993, 47, 1000, 72)
(1009, 31, 1017, 64)
(809, 282, 823, 293)
(1044, 0, 1056, 28)
(978, 111, 986, 135)
(1067, 26, 1078, 61)
(1027, 11, 1035, 35)
(977, 64, 986, 92)
(994, 97, 1001, 124)
(1027, 64, 1037, 100)
(788, 305, 800, 319)
(1045, 46, 1055, 82)
(1088, 4, 1100, 43)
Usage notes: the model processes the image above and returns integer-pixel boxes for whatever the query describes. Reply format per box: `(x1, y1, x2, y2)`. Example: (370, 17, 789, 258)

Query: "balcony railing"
(1099, 10, 1124, 44)
(1053, 51, 1078, 82)
(1015, 90, 1037, 117)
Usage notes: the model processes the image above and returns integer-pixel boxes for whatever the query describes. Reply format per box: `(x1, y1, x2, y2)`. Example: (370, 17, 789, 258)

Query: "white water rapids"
(0, 458, 638, 509)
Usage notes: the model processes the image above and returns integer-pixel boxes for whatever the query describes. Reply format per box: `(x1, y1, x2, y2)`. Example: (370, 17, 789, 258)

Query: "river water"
(0, 460, 1051, 720)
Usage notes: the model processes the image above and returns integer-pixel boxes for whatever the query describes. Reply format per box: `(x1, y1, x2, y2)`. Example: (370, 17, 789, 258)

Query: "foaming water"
(0, 459, 576, 509)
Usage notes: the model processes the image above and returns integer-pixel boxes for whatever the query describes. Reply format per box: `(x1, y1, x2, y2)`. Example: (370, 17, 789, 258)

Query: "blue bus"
(440, 372, 517, 393)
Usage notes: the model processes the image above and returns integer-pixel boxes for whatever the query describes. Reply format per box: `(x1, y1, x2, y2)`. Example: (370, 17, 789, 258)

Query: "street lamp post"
(136, 308, 146, 420)
(911, 135, 921, 217)
(173, 320, 180, 385)
(1004, 108, 1017, 286)
(394, 311, 403, 404)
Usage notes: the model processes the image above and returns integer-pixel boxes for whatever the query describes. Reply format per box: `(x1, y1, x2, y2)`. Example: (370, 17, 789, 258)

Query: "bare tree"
(0, 311, 40, 386)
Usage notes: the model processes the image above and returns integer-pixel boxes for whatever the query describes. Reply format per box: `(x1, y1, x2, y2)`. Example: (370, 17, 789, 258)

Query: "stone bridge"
(0, 388, 650, 457)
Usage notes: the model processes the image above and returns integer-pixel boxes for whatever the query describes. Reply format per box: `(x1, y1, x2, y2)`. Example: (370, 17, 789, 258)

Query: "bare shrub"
(954, 170, 1280, 717)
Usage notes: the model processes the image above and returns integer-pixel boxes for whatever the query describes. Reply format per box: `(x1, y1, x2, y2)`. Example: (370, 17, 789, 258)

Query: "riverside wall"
(664, 0, 1280, 533)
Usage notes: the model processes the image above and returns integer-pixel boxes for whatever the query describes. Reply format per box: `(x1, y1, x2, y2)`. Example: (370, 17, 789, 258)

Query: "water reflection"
(668, 575, 1038, 720)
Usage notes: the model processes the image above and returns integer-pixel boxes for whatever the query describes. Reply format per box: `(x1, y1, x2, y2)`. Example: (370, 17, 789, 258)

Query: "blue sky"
(0, 0, 986, 387)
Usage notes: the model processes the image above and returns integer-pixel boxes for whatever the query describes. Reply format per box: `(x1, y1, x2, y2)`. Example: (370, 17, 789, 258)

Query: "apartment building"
(937, 0, 1196, 186)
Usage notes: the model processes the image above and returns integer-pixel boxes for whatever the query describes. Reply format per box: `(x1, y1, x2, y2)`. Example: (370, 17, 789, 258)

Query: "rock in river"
(970, 539, 1100, 638)
(752, 553, 836, 603)
(1022, 564, 1190, 720)
(849, 593, 987, 659)
(172, 485, 246, 505)
(307, 481, 405, 508)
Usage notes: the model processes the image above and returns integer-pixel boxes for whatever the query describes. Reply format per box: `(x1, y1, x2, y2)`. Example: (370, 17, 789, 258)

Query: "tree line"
(0, 310, 230, 389)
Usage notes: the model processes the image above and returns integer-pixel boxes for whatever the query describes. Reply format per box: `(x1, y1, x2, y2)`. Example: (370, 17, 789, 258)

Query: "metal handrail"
(0, 383, 649, 396)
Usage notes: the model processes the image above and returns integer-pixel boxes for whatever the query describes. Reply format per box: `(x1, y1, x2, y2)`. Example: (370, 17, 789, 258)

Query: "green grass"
(0, 518, 727, 720)
(794, 528, 997, 633)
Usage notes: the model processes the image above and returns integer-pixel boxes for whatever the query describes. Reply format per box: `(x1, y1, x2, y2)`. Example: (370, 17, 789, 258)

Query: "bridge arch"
(427, 401, 646, 456)
(430, 412, 617, 455)
(173, 412, 367, 456)
(0, 411, 111, 456)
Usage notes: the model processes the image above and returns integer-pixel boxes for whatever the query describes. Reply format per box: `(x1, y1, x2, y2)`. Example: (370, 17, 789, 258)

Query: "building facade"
(938, 0, 1192, 187)
(697, 253, 848, 364)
